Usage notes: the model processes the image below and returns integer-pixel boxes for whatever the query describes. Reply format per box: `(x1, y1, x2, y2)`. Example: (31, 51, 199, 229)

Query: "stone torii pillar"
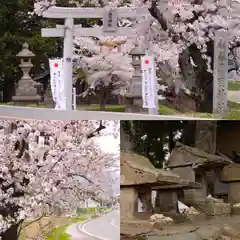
(41, 6, 150, 110)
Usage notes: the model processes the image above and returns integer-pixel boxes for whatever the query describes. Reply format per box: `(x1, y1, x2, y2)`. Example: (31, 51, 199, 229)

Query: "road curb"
(77, 211, 117, 240)
(110, 221, 119, 229)
(78, 219, 110, 240)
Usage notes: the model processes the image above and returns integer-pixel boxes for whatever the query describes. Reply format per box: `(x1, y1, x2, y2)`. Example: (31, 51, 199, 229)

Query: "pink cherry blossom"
(0, 120, 119, 238)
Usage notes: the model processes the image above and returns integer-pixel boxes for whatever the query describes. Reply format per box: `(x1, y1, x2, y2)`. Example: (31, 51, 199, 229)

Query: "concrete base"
(125, 97, 148, 113)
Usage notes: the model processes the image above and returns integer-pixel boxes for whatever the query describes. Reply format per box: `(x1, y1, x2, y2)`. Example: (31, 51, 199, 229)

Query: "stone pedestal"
(155, 191, 179, 214)
(12, 43, 41, 104)
(120, 187, 138, 219)
(221, 163, 240, 204)
(12, 79, 41, 104)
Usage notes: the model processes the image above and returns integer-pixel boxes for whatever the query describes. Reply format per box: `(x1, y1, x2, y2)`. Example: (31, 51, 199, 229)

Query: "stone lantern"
(125, 45, 146, 113)
(12, 42, 41, 104)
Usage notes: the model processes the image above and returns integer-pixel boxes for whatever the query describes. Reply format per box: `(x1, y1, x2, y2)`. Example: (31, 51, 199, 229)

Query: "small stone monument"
(213, 30, 228, 115)
(125, 45, 147, 113)
(12, 42, 41, 104)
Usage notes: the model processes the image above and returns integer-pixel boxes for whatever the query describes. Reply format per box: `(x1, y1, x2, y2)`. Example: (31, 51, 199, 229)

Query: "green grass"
(77, 104, 125, 112)
(45, 225, 70, 240)
(228, 80, 240, 91)
(3, 100, 240, 119)
(0, 102, 125, 112)
(157, 100, 240, 119)
(45, 217, 85, 240)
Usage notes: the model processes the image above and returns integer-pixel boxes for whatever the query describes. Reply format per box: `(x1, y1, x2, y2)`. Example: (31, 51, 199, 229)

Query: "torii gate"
(41, 6, 150, 110)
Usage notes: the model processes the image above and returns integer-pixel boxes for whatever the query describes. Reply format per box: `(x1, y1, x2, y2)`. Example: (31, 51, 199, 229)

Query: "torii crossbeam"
(41, 6, 150, 110)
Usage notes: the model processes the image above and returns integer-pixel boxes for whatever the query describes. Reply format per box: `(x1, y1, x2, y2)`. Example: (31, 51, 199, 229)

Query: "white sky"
(97, 135, 120, 196)
(98, 135, 119, 154)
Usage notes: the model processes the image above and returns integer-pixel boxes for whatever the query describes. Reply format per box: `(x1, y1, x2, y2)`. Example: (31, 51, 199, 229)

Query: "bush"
(76, 207, 97, 215)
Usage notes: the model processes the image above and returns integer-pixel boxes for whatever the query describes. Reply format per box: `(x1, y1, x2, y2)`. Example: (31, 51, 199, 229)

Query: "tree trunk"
(168, 129, 174, 152)
(182, 121, 197, 147)
(3, 77, 15, 102)
(195, 120, 217, 154)
(99, 89, 108, 110)
(120, 121, 134, 151)
(99, 101, 106, 110)
(1, 223, 19, 240)
(179, 42, 214, 113)
(189, 42, 214, 113)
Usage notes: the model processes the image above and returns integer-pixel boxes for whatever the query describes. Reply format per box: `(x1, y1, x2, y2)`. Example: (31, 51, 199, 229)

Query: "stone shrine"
(166, 142, 232, 216)
(120, 152, 201, 235)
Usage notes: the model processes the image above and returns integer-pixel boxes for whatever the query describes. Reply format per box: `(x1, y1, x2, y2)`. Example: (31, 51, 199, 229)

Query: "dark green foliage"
(0, 0, 100, 102)
(121, 121, 184, 168)
(0, 0, 59, 101)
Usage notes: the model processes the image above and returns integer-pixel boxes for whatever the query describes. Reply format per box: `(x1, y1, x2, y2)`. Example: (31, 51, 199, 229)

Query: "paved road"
(66, 210, 120, 240)
(0, 105, 211, 120)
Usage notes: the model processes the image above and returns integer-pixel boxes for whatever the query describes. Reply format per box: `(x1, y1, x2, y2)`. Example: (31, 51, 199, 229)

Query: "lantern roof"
(129, 45, 145, 56)
(16, 42, 35, 58)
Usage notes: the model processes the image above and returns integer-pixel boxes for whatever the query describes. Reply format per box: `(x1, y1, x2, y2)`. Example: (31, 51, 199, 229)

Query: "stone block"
(184, 212, 206, 222)
(195, 201, 231, 216)
(231, 206, 240, 215)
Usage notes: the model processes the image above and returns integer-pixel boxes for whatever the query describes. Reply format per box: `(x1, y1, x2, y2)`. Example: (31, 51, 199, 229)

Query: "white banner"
(49, 59, 58, 104)
(141, 55, 157, 109)
(49, 58, 66, 110)
(57, 59, 67, 110)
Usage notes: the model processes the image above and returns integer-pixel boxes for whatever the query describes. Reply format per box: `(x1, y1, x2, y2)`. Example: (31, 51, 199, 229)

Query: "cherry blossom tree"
(34, 0, 240, 112)
(0, 120, 119, 240)
(74, 37, 133, 109)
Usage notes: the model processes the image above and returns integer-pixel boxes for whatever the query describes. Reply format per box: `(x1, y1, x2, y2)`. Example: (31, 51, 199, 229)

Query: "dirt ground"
(20, 216, 70, 240)
(121, 215, 240, 240)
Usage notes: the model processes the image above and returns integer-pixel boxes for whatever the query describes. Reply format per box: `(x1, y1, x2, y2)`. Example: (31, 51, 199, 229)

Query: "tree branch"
(67, 173, 94, 184)
(87, 121, 106, 139)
